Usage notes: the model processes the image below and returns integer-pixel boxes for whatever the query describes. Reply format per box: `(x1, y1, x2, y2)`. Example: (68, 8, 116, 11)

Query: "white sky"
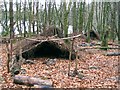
(0, 0, 92, 4)
(0, 0, 92, 12)
(2, 0, 120, 3)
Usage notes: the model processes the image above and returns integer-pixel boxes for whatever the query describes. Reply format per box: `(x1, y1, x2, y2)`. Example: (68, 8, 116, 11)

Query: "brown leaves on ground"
(0, 39, 119, 88)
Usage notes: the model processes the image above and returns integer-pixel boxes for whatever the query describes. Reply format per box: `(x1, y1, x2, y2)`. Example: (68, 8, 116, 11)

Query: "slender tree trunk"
(36, 1, 39, 34)
(19, 0, 22, 36)
(48, 0, 52, 25)
(86, 2, 95, 43)
(23, 0, 27, 37)
(44, 1, 47, 27)
(63, 1, 68, 37)
(99, 2, 104, 40)
(28, 1, 32, 36)
(4, 0, 7, 29)
(9, 0, 14, 73)
(4, 0, 9, 36)
(118, 2, 120, 44)
(63, 1, 72, 38)
(51, 1, 55, 26)
(72, 1, 77, 33)
(16, 1, 20, 36)
(78, 2, 83, 33)
(32, 1, 35, 34)
(101, 2, 110, 49)
(9, 1, 14, 38)
(54, 2, 63, 30)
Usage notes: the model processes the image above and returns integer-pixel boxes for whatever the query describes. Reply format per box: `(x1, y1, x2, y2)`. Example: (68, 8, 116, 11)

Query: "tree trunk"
(23, 0, 27, 37)
(19, 0, 22, 36)
(118, 2, 120, 44)
(72, 1, 77, 33)
(86, 2, 95, 43)
(9, 1, 14, 38)
(9, 0, 14, 73)
(48, 1, 52, 25)
(78, 2, 84, 33)
(28, 2, 32, 37)
(32, 1, 35, 34)
(36, 1, 39, 34)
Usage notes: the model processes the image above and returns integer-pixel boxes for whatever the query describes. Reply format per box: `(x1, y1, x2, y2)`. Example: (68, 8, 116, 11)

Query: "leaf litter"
(0, 39, 119, 88)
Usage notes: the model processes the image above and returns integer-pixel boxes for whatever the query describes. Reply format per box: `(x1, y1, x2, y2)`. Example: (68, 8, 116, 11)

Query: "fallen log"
(13, 75, 53, 87)
(105, 52, 120, 56)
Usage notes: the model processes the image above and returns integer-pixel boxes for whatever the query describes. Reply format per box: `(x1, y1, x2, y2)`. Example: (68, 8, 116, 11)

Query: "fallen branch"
(26, 34, 81, 42)
(13, 75, 52, 86)
(105, 52, 120, 56)
(79, 47, 119, 50)
(95, 43, 120, 47)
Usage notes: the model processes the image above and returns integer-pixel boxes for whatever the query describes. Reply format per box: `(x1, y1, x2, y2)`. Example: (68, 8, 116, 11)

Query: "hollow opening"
(22, 41, 76, 60)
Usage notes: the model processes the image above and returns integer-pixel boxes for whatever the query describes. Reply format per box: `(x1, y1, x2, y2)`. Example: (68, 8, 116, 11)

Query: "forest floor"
(0, 38, 119, 88)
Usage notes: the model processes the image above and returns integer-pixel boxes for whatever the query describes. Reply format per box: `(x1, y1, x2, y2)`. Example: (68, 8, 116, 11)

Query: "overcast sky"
(0, 0, 92, 4)
(0, 0, 92, 12)
(0, 0, 120, 5)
